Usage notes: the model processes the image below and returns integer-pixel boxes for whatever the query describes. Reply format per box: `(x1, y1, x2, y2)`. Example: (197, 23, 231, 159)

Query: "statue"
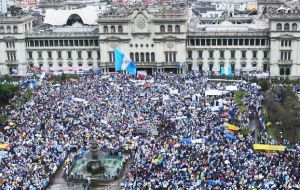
(89, 140, 99, 160)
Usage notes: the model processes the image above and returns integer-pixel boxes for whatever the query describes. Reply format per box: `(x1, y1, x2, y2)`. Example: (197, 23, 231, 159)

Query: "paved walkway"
(249, 111, 259, 143)
(48, 163, 85, 190)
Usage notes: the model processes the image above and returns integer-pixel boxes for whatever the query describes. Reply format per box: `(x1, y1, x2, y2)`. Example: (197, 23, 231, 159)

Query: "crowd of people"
(0, 72, 299, 189)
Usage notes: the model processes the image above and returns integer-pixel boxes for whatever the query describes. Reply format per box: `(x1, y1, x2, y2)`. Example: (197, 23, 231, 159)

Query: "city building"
(23, 0, 37, 6)
(0, 14, 33, 74)
(257, 0, 286, 13)
(1, 2, 300, 77)
(98, 6, 189, 75)
(26, 6, 100, 74)
(269, 7, 300, 76)
(187, 19, 270, 74)
(0, 0, 8, 14)
(38, 0, 67, 11)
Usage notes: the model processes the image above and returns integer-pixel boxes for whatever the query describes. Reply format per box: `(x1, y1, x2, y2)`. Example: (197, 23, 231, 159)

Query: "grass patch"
(267, 126, 277, 140)
(235, 91, 244, 107)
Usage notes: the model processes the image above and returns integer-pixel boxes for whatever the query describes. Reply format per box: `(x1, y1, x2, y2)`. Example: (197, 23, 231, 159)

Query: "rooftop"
(189, 17, 269, 33)
(98, 5, 189, 20)
(0, 14, 34, 23)
(38, 0, 67, 8)
(27, 27, 99, 38)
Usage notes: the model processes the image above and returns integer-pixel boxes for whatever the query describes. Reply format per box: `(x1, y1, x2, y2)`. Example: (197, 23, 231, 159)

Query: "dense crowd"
(0, 73, 299, 190)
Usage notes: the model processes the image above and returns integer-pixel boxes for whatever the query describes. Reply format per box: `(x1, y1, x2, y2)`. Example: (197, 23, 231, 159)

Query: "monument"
(66, 139, 126, 187)
(86, 140, 105, 175)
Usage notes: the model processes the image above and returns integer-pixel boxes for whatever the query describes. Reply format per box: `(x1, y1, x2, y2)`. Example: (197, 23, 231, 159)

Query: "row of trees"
(48, 73, 79, 83)
(264, 86, 300, 143)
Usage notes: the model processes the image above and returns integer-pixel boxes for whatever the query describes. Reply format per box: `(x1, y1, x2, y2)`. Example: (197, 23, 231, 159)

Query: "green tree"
(0, 83, 19, 105)
(0, 75, 12, 82)
(7, 6, 24, 16)
(258, 79, 270, 92)
(264, 87, 300, 142)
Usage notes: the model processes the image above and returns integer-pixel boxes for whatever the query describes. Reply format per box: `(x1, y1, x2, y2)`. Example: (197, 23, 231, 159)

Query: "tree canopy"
(264, 86, 300, 143)
(0, 83, 19, 105)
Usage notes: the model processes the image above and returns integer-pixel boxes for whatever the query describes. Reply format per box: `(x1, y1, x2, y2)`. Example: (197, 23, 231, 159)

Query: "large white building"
(1, 4, 300, 77)
(0, 14, 33, 75)
(98, 6, 189, 74)
(187, 20, 270, 74)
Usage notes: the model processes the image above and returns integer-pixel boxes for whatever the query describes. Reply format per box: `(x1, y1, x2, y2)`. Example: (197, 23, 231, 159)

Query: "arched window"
(292, 23, 297, 31)
(140, 52, 145, 62)
(284, 23, 290, 31)
(276, 23, 282, 31)
(103, 26, 108, 33)
(25, 24, 27, 31)
(175, 25, 180, 33)
(167, 25, 172, 32)
(160, 25, 165, 33)
(285, 68, 290, 75)
(135, 52, 139, 62)
(279, 68, 285, 75)
(118, 25, 123, 33)
(146, 52, 150, 62)
(13, 26, 18, 33)
(151, 52, 155, 62)
(0, 26, 4, 33)
(111, 26, 116, 33)
(130, 52, 134, 61)
(6, 26, 11, 33)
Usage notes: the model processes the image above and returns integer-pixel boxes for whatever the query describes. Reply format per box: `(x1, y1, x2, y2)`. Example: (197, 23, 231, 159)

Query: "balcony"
(5, 60, 18, 65)
(278, 60, 293, 65)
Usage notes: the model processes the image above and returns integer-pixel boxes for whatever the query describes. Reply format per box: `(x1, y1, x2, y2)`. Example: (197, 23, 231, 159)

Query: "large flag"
(221, 67, 232, 76)
(114, 48, 137, 75)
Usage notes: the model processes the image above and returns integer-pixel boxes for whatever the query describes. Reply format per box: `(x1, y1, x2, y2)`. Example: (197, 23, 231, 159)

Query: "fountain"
(67, 139, 125, 187)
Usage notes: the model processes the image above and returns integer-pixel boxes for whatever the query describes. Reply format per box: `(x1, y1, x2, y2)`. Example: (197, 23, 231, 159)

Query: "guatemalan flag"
(114, 48, 137, 75)
(221, 67, 232, 76)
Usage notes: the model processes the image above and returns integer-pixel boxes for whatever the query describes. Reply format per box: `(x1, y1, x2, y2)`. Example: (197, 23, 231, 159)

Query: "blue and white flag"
(114, 48, 137, 75)
(221, 67, 232, 76)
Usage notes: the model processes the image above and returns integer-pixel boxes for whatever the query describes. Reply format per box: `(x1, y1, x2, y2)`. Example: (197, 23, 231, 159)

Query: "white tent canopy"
(205, 89, 224, 96)
(225, 85, 238, 91)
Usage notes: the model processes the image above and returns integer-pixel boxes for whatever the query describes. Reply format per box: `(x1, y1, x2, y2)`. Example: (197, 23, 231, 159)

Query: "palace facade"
(1, 5, 300, 77)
